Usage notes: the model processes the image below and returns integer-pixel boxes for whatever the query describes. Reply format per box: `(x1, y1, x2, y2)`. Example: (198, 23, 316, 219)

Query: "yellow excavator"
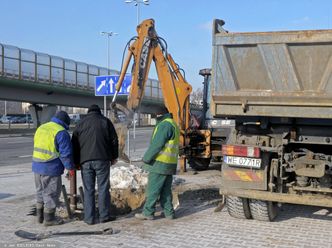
(111, 19, 195, 172)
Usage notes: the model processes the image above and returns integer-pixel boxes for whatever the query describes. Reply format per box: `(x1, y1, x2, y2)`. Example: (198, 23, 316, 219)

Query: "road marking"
(129, 130, 152, 134)
(18, 155, 32, 158)
(7, 141, 31, 144)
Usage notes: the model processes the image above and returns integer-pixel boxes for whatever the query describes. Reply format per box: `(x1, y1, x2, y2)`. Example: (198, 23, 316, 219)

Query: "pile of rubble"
(110, 164, 148, 189)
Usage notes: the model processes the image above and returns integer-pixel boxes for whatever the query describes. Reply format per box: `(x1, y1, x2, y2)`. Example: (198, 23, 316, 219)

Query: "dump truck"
(207, 20, 332, 221)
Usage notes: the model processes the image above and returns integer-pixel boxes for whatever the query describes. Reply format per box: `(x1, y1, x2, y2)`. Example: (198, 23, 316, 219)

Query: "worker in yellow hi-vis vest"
(32, 111, 75, 226)
(135, 106, 179, 220)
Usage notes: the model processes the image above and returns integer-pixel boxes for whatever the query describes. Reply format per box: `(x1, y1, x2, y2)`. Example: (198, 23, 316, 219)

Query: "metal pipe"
(127, 129, 131, 161)
(199, 68, 211, 128)
(78, 186, 84, 206)
(70, 171, 77, 211)
(61, 185, 72, 218)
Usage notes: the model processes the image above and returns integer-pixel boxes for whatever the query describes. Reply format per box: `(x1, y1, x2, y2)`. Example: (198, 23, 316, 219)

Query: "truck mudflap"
(220, 188, 332, 208)
(223, 168, 264, 181)
(221, 163, 268, 191)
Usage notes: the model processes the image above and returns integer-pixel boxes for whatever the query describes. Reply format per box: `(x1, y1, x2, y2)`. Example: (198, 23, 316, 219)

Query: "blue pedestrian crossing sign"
(95, 75, 132, 96)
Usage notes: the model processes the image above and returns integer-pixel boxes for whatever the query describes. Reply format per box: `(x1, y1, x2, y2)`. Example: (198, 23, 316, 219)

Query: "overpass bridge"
(0, 42, 202, 125)
(0, 43, 165, 111)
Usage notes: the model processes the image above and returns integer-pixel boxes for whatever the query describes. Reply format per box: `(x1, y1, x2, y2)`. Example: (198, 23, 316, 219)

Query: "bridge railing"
(0, 43, 163, 101)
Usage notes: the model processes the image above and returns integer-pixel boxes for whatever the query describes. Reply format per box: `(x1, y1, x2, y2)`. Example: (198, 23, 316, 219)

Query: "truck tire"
(249, 199, 278, 221)
(226, 196, 252, 219)
(188, 158, 210, 171)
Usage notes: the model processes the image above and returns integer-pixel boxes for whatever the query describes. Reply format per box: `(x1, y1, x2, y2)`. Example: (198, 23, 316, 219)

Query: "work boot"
(44, 208, 64, 226)
(36, 202, 44, 224)
(134, 213, 154, 220)
(100, 216, 116, 223)
(161, 212, 176, 220)
(165, 214, 175, 220)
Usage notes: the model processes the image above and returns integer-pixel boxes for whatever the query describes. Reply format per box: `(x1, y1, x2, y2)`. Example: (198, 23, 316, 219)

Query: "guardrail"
(0, 43, 163, 100)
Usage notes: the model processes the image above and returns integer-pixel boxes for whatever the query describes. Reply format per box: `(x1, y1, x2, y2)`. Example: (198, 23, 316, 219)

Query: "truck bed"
(211, 20, 332, 119)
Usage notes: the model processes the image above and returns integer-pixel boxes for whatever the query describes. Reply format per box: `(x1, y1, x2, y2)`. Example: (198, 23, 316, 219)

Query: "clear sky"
(1, 0, 332, 89)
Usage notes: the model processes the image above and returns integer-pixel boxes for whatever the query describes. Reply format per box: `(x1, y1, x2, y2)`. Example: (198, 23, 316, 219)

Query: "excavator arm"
(112, 19, 192, 171)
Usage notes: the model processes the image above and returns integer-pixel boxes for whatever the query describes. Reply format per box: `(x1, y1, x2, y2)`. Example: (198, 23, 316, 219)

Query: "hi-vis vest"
(152, 118, 180, 164)
(32, 122, 64, 162)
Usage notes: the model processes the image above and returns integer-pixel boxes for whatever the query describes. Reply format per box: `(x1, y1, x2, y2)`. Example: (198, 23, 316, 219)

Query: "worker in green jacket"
(135, 107, 180, 220)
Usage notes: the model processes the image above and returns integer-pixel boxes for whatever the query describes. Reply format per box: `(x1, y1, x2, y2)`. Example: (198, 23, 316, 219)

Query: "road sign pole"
(104, 96, 106, 116)
(127, 129, 131, 162)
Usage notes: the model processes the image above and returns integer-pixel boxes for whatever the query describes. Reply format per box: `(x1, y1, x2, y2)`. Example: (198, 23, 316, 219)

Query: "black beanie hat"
(88, 104, 101, 113)
(157, 105, 168, 115)
(54, 111, 71, 126)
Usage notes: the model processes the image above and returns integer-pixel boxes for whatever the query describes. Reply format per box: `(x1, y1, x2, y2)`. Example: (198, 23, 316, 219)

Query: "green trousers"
(143, 172, 174, 217)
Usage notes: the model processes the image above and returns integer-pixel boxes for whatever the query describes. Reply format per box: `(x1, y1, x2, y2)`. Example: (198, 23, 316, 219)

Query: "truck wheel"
(188, 158, 210, 171)
(249, 199, 278, 221)
(226, 196, 252, 219)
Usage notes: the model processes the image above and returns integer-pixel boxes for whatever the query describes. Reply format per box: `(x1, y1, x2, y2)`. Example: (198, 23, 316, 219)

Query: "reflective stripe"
(157, 151, 178, 158)
(34, 147, 58, 157)
(32, 157, 57, 162)
(164, 143, 178, 149)
(33, 147, 59, 162)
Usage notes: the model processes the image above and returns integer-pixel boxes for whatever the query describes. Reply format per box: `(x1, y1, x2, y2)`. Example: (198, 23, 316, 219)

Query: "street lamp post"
(125, 0, 150, 25)
(100, 31, 118, 117)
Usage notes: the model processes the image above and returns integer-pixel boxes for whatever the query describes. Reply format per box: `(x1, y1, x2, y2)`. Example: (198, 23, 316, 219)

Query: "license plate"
(223, 155, 261, 168)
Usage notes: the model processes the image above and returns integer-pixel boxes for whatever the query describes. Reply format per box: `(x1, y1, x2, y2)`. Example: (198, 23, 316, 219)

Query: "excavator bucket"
(110, 103, 134, 163)
(114, 123, 130, 163)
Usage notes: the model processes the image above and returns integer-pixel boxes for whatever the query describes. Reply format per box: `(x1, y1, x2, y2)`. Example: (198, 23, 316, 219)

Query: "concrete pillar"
(28, 104, 57, 127)
(148, 114, 151, 125)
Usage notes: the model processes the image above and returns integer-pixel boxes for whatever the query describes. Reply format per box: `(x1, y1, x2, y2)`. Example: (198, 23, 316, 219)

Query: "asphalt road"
(0, 127, 153, 166)
(0, 136, 33, 166)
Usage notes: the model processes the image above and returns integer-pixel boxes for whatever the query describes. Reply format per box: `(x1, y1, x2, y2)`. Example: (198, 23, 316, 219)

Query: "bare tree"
(190, 87, 203, 105)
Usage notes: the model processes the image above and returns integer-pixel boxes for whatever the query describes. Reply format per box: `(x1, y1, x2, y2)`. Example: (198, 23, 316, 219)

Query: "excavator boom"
(112, 19, 192, 171)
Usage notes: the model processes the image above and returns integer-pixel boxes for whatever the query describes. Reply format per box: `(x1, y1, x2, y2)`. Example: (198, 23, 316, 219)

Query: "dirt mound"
(111, 188, 146, 215)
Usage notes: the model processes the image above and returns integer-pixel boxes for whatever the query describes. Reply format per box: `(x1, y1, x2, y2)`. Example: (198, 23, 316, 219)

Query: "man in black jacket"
(72, 104, 118, 225)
